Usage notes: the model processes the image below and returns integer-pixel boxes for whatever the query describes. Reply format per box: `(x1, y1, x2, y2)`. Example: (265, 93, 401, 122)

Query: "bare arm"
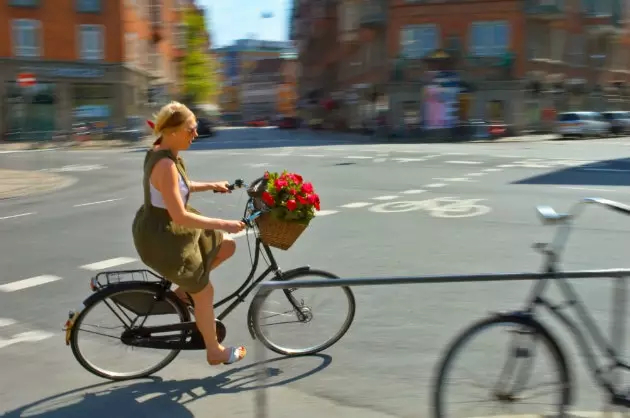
(188, 181, 216, 193)
(151, 159, 229, 230)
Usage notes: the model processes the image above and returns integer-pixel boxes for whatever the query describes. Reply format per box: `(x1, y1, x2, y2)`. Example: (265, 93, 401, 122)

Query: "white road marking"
(372, 195, 399, 201)
(373, 158, 387, 163)
(425, 183, 446, 188)
(340, 202, 372, 208)
(0, 275, 63, 292)
(80, 257, 137, 271)
(0, 330, 54, 349)
(0, 212, 35, 220)
(345, 156, 372, 159)
(498, 164, 515, 168)
(445, 152, 468, 156)
(393, 158, 428, 163)
(401, 189, 426, 195)
(303, 154, 325, 157)
(247, 163, 270, 168)
(263, 153, 292, 157)
(0, 318, 17, 327)
(445, 160, 482, 165)
(483, 168, 502, 172)
(227, 229, 255, 239)
(73, 198, 123, 208)
(559, 186, 617, 192)
(368, 197, 491, 218)
(467, 173, 486, 177)
(316, 210, 339, 216)
(434, 177, 475, 182)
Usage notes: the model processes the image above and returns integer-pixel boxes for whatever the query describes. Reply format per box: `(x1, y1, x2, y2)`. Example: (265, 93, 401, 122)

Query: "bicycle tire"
(432, 313, 572, 418)
(70, 282, 190, 381)
(249, 269, 356, 356)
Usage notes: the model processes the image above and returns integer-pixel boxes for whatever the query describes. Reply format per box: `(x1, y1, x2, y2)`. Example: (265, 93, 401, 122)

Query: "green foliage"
(182, 8, 220, 104)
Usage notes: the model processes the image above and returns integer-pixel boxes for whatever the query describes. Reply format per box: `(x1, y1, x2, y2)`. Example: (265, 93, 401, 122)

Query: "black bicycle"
(432, 197, 630, 417)
(63, 178, 356, 381)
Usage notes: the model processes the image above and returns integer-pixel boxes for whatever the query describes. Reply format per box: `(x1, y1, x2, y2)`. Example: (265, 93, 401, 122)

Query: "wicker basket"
(256, 212, 308, 250)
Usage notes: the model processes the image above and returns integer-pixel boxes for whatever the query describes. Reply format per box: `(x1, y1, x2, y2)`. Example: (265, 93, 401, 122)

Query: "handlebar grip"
(212, 179, 244, 193)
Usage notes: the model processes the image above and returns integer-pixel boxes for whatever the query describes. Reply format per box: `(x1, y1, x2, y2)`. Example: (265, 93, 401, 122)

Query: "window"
(9, 0, 40, 6)
(400, 24, 439, 59)
(79, 25, 104, 60)
(125, 32, 138, 64)
(11, 19, 41, 57)
(77, 0, 101, 13)
(469, 21, 510, 56)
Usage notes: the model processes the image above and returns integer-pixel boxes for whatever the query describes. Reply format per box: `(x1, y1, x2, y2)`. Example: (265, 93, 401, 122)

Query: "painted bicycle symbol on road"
(368, 197, 491, 218)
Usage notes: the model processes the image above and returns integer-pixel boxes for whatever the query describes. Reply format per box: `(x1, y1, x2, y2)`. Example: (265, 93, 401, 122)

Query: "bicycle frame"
(515, 197, 630, 405)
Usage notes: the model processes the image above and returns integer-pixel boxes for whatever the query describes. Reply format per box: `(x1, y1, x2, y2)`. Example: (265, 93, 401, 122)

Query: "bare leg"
(185, 237, 244, 364)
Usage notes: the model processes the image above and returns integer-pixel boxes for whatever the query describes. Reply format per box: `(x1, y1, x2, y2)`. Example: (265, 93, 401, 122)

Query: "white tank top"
(149, 173, 189, 208)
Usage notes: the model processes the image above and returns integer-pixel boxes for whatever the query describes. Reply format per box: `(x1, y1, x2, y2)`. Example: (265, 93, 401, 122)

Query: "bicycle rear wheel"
(69, 282, 190, 381)
(249, 269, 356, 356)
(432, 314, 572, 418)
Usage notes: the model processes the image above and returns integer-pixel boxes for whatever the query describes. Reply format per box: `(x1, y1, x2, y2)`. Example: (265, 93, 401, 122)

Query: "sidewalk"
(0, 169, 76, 200)
(0, 138, 154, 153)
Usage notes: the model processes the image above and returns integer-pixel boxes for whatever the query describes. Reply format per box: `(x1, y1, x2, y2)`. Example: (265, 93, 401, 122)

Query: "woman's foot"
(207, 346, 247, 366)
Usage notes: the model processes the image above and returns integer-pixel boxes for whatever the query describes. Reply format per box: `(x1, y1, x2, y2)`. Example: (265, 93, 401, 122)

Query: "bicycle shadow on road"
(511, 158, 630, 188)
(2, 354, 332, 418)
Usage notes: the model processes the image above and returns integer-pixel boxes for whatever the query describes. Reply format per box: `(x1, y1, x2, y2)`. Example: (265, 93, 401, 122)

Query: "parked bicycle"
(432, 197, 630, 417)
(63, 178, 356, 381)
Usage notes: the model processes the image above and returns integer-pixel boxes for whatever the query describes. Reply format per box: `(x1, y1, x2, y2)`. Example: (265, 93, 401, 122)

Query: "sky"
(198, 0, 292, 48)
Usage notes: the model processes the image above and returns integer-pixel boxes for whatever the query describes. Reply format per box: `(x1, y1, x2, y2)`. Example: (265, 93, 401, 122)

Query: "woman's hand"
(222, 220, 246, 234)
(210, 181, 231, 193)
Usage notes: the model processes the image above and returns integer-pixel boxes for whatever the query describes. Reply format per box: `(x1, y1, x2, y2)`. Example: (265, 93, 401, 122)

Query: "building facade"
(291, 0, 628, 135)
(1, 0, 186, 140)
(213, 39, 296, 122)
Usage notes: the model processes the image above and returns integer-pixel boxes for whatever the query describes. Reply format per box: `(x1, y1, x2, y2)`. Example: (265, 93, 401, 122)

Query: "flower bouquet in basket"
(253, 170, 321, 250)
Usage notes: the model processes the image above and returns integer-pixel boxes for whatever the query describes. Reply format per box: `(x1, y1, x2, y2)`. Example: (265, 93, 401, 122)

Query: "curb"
(0, 169, 77, 200)
(0, 139, 153, 153)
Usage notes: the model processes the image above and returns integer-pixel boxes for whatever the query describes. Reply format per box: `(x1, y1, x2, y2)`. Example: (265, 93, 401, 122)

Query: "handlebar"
(535, 197, 630, 260)
(212, 178, 247, 193)
(210, 178, 265, 228)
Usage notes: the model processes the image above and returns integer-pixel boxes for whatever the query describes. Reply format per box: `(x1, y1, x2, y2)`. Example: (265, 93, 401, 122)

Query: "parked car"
(601, 111, 630, 135)
(196, 117, 214, 137)
(555, 111, 610, 139)
(246, 118, 268, 127)
(277, 116, 299, 129)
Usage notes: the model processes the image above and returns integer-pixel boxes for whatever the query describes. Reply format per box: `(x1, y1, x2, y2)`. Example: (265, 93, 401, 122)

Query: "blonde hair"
(151, 101, 194, 139)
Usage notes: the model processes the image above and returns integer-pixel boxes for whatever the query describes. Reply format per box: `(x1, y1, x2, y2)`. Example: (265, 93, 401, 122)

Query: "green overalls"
(132, 148, 223, 294)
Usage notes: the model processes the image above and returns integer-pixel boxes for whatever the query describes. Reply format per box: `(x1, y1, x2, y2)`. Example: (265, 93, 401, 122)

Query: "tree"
(182, 7, 220, 104)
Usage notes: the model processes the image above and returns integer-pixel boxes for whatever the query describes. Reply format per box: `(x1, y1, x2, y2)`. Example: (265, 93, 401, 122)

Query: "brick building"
(291, 0, 628, 134)
(1, 0, 186, 140)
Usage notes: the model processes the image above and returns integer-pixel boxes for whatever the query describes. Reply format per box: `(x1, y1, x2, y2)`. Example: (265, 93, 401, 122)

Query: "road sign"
(17, 73, 36, 87)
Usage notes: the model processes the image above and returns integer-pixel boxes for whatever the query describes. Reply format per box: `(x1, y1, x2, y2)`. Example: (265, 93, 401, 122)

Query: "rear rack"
(90, 269, 167, 291)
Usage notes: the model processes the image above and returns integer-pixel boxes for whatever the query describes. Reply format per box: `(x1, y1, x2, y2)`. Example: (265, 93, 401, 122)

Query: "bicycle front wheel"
(70, 282, 190, 381)
(432, 314, 572, 418)
(249, 269, 356, 356)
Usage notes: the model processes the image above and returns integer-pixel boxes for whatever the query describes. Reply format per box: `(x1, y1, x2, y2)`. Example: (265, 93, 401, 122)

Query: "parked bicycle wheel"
(432, 314, 572, 418)
(249, 269, 356, 356)
(69, 282, 190, 381)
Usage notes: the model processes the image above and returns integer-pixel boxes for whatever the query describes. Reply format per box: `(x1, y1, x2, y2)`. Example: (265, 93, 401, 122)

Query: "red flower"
(307, 193, 320, 211)
(275, 178, 288, 189)
(264, 171, 270, 179)
(286, 199, 297, 211)
(296, 194, 308, 204)
(301, 182, 314, 194)
(262, 191, 275, 207)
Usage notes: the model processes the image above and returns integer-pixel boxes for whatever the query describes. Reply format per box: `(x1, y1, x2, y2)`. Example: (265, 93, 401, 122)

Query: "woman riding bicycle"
(132, 101, 247, 366)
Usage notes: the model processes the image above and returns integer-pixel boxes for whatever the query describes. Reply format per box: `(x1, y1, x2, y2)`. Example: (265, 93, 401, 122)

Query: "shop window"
(72, 83, 113, 122)
(486, 99, 504, 122)
(4, 81, 57, 138)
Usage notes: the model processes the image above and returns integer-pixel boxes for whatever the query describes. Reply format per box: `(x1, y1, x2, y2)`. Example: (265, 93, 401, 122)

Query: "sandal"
(209, 346, 247, 366)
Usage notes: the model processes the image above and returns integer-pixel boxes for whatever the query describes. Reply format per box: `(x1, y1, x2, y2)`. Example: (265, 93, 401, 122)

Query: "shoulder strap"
(142, 149, 177, 208)
(174, 156, 191, 205)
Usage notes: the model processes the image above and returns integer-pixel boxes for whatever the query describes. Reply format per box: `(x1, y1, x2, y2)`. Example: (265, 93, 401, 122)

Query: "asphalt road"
(2, 128, 630, 417)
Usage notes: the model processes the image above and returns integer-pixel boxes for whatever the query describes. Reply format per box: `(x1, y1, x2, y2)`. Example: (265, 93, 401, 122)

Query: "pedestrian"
(132, 101, 247, 366)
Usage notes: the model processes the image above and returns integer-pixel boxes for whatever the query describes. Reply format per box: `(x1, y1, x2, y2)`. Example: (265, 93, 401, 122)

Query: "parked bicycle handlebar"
(535, 197, 630, 263)
(212, 178, 247, 193)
